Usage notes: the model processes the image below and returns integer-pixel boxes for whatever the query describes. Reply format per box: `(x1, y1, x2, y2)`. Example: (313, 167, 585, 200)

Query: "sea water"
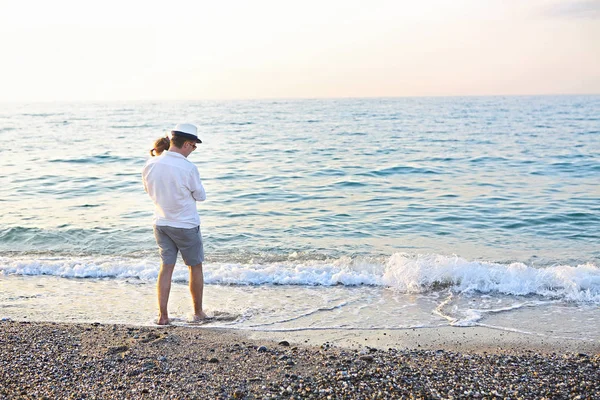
(1, 96, 599, 342)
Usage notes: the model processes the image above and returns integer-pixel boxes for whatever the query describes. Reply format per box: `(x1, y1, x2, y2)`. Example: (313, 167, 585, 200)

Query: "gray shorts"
(153, 225, 204, 266)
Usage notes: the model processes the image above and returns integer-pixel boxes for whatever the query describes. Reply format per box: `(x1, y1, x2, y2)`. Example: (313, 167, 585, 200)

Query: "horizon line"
(1, 92, 599, 105)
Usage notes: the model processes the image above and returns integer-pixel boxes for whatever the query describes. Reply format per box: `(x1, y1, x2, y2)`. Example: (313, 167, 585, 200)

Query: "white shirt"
(142, 151, 206, 228)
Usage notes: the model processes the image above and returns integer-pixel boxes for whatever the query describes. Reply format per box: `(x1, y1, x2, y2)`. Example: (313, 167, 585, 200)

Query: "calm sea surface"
(1, 96, 599, 341)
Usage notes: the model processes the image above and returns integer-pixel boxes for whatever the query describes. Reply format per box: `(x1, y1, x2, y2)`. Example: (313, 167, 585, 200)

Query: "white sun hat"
(171, 123, 202, 143)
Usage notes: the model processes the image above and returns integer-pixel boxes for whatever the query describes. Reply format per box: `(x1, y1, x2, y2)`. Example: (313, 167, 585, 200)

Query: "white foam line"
(471, 300, 560, 316)
(450, 299, 563, 327)
(245, 301, 352, 328)
(234, 324, 439, 333)
(432, 289, 457, 324)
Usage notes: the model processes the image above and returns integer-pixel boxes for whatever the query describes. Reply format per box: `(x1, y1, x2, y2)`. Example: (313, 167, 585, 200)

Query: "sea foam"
(1, 253, 598, 303)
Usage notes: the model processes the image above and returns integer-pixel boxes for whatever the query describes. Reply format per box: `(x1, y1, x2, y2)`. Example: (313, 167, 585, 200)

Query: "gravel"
(1, 320, 599, 399)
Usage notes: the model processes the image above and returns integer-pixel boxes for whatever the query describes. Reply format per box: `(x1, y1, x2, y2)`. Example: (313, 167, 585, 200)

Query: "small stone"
(279, 340, 290, 346)
(107, 345, 129, 355)
(209, 357, 219, 363)
(359, 355, 374, 362)
(142, 361, 156, 370)
(127, 369, 143, 377)
(257, 346, 268, 353)
(140, 332, 161, 343)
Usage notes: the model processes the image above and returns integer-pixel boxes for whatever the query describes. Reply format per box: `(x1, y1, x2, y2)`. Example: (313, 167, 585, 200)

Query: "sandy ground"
(1, 320, 599, 399)
(246, 324, 600, 355)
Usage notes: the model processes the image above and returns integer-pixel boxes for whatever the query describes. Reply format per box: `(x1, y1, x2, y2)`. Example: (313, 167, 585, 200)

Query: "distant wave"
(48, 154, 141, 164)
(1, 253, 598, 303)
(372, 165, 441, 176)
(0, 227, 154, 254)
(110, 124, 156, 129)
(21, 113, 64, 117)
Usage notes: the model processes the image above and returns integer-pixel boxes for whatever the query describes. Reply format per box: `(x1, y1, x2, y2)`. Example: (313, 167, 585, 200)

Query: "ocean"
(1, 96, 599, 343)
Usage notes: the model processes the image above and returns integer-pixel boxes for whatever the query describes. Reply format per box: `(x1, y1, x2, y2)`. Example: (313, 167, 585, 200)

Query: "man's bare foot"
(157, 316, 170, 325)
(192, 312, 212, 322)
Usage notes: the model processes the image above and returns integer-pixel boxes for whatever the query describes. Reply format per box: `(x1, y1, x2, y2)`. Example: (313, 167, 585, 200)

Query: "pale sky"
(0, 0, 599, 102)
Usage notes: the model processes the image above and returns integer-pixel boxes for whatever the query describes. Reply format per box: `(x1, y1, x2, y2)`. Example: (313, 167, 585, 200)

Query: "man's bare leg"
(157, 263, 175, 325)
(189, 263, 208, 320)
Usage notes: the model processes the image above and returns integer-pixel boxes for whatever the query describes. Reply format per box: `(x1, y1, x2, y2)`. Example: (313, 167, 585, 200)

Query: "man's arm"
(189, 168, 206, 201)
(142, 167, 149, 193)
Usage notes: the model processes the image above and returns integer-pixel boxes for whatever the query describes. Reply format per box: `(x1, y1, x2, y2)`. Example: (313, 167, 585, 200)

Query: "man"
(142, 123, 207, 325)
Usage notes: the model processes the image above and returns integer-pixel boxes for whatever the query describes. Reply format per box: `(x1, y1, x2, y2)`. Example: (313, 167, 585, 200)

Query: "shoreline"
(245, 324, 600, 355)
(1, 320, 598, 399)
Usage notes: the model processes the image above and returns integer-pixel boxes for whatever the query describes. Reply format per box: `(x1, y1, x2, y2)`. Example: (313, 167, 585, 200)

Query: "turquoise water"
(1, 96, 599, 339)
(2, 96, 598, 263)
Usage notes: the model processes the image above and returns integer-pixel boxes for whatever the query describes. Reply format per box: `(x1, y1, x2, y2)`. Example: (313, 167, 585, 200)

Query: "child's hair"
(150, 136, 170, 156)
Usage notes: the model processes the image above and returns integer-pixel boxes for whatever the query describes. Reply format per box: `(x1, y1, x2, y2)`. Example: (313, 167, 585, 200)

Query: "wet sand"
(1, 320, 598, 399)
(248, 325, 600, 356)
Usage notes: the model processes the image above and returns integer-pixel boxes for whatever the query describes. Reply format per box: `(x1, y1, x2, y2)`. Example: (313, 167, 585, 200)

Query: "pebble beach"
(1, 320, 598, 399)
